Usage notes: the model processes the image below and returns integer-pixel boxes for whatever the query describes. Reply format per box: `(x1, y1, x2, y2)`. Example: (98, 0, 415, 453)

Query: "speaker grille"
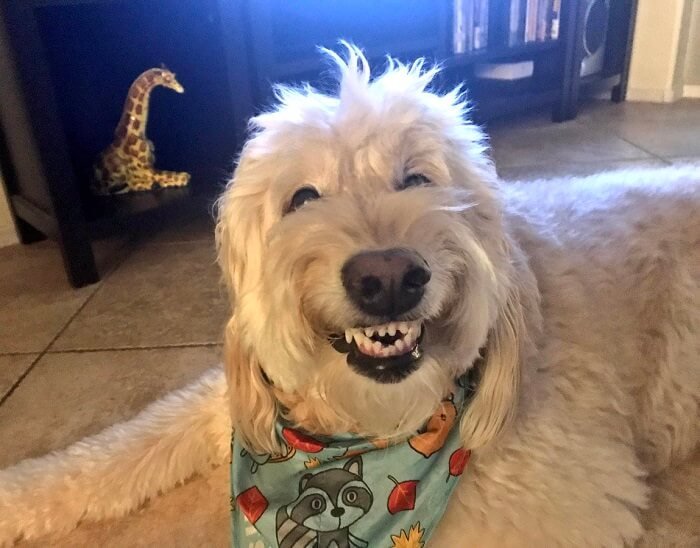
(583, 0, 608, 56)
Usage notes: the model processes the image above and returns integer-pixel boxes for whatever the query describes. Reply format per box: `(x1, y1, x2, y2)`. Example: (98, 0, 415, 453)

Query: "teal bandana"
(230, 373, 476, 548)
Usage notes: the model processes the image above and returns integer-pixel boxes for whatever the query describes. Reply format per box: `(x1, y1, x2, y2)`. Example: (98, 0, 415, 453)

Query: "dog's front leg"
(0, 366, 230, 546)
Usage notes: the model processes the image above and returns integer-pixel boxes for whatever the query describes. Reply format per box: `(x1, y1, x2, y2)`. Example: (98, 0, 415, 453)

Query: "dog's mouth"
(330, 320, 425, 383)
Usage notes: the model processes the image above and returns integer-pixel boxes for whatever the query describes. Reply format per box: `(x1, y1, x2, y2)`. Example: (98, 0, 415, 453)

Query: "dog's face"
(217, 48, 535, 454)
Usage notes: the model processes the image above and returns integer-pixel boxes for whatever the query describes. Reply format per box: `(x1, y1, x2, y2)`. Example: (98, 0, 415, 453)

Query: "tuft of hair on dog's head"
(216, 43, 540, 455)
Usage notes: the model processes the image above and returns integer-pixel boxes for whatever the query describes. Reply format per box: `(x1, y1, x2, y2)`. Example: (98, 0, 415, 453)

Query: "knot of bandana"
(231, 373, 476, 548)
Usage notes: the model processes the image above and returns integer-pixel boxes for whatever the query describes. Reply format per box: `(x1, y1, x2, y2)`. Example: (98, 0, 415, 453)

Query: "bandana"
(230, 372, 477, 548)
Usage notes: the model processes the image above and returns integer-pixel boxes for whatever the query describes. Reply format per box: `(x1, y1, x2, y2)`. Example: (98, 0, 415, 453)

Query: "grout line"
(0, 351, 41, 357)
(45, 342, 223, 354)
(0, 238, 136, 407)
(0, 354, 42, 405)
(0, 284, 102, 407)
(612, 134, 673, 164)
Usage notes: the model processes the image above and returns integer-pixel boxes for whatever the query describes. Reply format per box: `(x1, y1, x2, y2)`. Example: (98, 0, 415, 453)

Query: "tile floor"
(0, 98, 699, 545)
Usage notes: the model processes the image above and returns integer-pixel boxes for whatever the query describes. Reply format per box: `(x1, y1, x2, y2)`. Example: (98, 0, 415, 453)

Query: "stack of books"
(508, 0, 561, 46)
(452, 0, 490, 54)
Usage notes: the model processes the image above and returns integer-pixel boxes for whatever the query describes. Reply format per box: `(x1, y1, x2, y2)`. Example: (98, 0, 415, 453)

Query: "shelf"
(444, 40, 560, 69)
(579, 72, 621, 88)
(265, 37, 443, 80)
(470, 88, 560, 122)
(32, 0, 116, 6)
(86, 186, 193, 222)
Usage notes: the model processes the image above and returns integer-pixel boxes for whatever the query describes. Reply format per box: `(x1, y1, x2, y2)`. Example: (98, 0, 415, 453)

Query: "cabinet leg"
(16, 216, 46, 244)
(611, 83, 624, 103)
(58, 231, 99, 288)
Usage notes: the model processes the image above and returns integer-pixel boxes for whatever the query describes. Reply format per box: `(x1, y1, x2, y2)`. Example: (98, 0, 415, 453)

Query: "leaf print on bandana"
(447, 448, 471, 481)
(390, 521, 426, 548)
(387, 476, 418, 514)
(304, 457, 321, 469)
(281, 427, 326, 453)
(408, 396, 458, 458)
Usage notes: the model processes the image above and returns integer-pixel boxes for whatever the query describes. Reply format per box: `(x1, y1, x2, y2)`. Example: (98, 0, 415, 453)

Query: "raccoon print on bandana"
(275, 456, 372, 548)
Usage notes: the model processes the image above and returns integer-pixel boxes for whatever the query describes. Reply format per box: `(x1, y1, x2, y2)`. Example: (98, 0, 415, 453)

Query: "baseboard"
(0, 224, 18, 248)
(626, 87, 681, 103)
(683, 85, 700, 98)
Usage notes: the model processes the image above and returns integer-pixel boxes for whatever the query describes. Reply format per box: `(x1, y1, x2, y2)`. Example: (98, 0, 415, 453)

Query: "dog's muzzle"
(333, 248, 430, 382)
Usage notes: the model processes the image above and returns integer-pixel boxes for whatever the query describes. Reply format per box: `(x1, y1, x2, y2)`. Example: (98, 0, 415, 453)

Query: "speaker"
(580, 0, 610, 77)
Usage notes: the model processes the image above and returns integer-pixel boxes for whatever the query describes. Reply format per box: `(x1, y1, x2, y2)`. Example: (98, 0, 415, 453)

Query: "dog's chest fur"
(429, 171, 700, 546)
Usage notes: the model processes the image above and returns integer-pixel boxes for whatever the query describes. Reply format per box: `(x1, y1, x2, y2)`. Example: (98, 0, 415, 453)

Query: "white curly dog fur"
(1, 47, 699, 546)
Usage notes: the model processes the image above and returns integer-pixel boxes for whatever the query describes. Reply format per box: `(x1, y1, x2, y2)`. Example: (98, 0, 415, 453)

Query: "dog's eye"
(398, 173, 431, 190)
(286, 186, 321, 214)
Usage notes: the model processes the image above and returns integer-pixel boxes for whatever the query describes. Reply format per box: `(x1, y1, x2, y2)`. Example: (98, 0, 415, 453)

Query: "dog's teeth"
(408, 324, 419, 340)
(353, 332, 365, 346)
(387, 323, 397, 336)
(395, 339, 406, 353)
(377, 326, 387, 337)
(345, 330, 353, 344)
(364, 327, 374, 337)
(372, 341, 382, 354)
(398, 322, 408, 335)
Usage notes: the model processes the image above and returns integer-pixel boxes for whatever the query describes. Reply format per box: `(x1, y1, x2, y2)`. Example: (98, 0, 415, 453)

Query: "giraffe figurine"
(93, 67, 191, 195)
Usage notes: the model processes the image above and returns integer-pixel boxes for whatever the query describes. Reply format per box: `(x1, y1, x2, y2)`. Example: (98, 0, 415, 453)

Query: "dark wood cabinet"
(0, 0, 637, 287)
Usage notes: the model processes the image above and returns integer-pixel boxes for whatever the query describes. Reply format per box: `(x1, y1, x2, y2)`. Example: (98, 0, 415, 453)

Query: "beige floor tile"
(487, 124, 651, 169)
(0, 354, 37, 400)
(497, 158, 668, 182)
(20, 466, 229, 548)
(576, 98, 700, 127)
(0, 345, 221, 467)
(613, 120, 700, 158)
(51, 241, 228, 351)
(0, 236, 130, 353)
(0, 243, 97, 354)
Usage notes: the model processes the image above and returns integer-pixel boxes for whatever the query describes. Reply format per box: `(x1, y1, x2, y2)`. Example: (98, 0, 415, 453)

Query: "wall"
(627, 0, 691, 102)
(684, 1, 700, 96)
(0, 173, 18, 247)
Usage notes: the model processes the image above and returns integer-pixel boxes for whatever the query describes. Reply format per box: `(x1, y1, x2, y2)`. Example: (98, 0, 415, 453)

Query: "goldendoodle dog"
(1, 46, 698, 547)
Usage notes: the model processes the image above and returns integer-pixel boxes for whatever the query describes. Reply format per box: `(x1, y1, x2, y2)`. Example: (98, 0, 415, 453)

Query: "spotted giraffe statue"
(93, 67, 191, 195)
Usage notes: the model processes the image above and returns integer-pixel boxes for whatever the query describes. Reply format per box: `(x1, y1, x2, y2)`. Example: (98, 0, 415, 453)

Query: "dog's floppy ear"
(224, 316, 281, 455)
(459, 237, 539, 449)
(216, 162, 282, 455)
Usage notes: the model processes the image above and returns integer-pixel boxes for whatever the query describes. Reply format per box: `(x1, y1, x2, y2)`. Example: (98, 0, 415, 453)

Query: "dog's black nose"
(330, 507, 345, 517)
(341, 248, 431, 317)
